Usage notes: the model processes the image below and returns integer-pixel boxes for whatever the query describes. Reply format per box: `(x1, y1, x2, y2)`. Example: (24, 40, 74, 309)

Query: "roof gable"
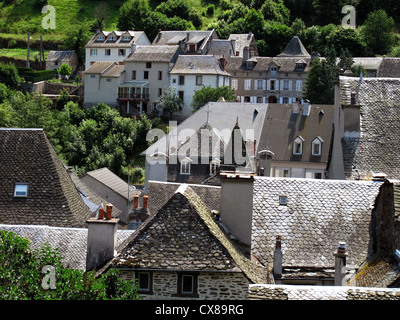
(111, 185, 270, 283)
(278, 36, 310, 57)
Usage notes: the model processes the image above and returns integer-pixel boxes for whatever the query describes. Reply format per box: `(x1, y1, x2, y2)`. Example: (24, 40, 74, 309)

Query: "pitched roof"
(339, 76, 400, 180)
(108, 185, 271, 283)
(277, 36, 310, 57)
(378, 57, 400, 78)
(206, 39, 235, 58)
(252, 177, 383, 269)
(102, 64, 125, 78)
(125, 45, 180, 63)
(152, 30, 215, 47)
(226, 56, 311, 73)
(0, 225, 133, 270)
(0, 129, 93, 228)
(228, 33, 258, 57)
(85, 30, 147, 48)
(258, 104, 335, 164)
(83, 61, 116, 74)
(46, 50, 76, 62)
(80, 167, 140, 201)
(170, 55, 230, 76)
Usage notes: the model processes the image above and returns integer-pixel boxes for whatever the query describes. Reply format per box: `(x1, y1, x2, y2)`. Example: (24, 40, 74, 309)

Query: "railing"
(118, 93, 150, 100)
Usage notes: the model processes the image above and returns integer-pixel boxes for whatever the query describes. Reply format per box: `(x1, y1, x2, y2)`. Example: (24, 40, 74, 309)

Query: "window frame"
(105, 49, 111, 56)
(293, 136, 304, 155)
(210, 159, 221, 176)
(312, 137, 323, 156)
(135, 271, 153, 294)
(173, 272, 199, 298)
(180, 159, 191, 175)
(178, 75, 185, 85)
(90, 49, 97, 56)
(14, 183, 28, 198)
(196, 75, 203, 86)
(143, 71, 149, 80)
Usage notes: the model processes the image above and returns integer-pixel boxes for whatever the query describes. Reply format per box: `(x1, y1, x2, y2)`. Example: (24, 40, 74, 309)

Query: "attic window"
(296, 63, 305, 71)
(293, 136, 304, 155)
(122, 35, 130, 41)
(180, 158, 191, 175)
(312, 137, 323, 156)
(109, 35, 117, 41)
(14, 183, 28, 197)
(96, 35, 104, 41)
(279, 195, 287, 206)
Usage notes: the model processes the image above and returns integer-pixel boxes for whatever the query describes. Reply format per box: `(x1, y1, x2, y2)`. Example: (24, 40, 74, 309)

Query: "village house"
(45, 50, 78, 75)
(83, 61, 125, 107)
(0, 128, 93, 228)
(329, 76, 400, 180)
(84, 30, 151, 70)
(80, 167, 141, 225)
(228, 32, 258, 58)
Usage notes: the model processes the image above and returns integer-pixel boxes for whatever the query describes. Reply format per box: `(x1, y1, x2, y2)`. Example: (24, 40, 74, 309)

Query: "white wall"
(84, 74, 121, 106)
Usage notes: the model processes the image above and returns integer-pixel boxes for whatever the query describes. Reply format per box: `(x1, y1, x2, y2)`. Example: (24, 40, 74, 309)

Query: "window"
(105, 49, 111, 56)
(136, 272, 152, 294)
(296, 63, 305, 71)
(14, 183, 28, 197)
(189, 44, 196, 51)
(179, 75, 185, 85)
(231, 79, 238, 90)
(312, 137, 323, 156)
(270, 80, 275, 90)
(119, 49, 125, 56)
(282, 97, 289, 104)
(106, 78, 112, 82)
(196, 76, 203, 86)
(279, 195, 287, 205)
(296, 80, 303, 92)
(270, 66, 278, 77)
(109, 35, 116, 41)
(283, 80, 289, 90)
(244, 79, 251, 90)
(158, 88, 162, 97)
(90, 74, 96, 79)
(96, 35, 104, 41)
(123, 35, 130, 42)
(210, 160, 220, 175)
(255, 80, 265, 90)
(158, 71, 162, 80)
(293, 136, 304, 155)
(146, 62, 152, 69)
(174, 273, 198, 297)
(143, 71, 149, 80)
(180, 159, 191, 174)
(90, 49, 97, 56)
(132, 70, 136, 80)
(257, 96, 263, 103)
(178, 91, 184, 102)
(275, 168, 289, 177)
(306, 170, 323, 179)
(244, 96, 251, 102)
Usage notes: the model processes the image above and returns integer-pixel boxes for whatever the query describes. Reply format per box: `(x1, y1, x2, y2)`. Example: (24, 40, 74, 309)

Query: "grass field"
(0, 48, 49, 60)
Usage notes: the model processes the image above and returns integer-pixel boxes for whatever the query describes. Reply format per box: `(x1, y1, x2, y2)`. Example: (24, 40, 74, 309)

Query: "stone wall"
(119, 270, 250, 300)
(249, 284, 400, 300)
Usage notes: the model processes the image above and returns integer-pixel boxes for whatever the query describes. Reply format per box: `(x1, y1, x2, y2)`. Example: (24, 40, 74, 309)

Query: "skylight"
(14, 183, 28, 197)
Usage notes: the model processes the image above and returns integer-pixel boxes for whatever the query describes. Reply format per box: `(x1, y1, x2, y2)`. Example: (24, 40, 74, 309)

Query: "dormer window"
(14, 183, 28, 197)
(180, 158, 192, 175)
(96, 35, 104, 41)
(295, 60, 307, 71)
(210, 159, 221, 175)
(293, 136, 304, 155)
(312, 137, 323, 156)
(122, 35, 130, 42)
(270, 66, 278, 78)
(109, 35, 117, 42)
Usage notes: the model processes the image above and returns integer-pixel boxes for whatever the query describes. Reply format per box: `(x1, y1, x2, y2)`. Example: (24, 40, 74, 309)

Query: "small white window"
(180, 159, 191, 175)
(196, 76, 203, 86)
(244, 79, 251, 90)
(312, 137, 323, 156)
(14, 183, 28, 197)
(231, 79, 238, 90)
(90, 74, 96, 79)
(97, 35, 104, 41)
(109, 35, 116, 41)
(106, 78, 112, 82)
(275, 168, 289, 177)
(123, 35, 130, 41)
(105, 49, 111, 56)
(90, 49, 97, 56)
(119, 49, 125, 56)
(210, 159, 220, 175)
(293, 136, 304, 155)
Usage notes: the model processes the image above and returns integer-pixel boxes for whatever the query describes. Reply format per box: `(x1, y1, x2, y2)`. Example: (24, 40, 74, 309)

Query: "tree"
(58, 63, 72, 79)
(158, 87, 184, 118)
(91, 1, 110, 32)
(361, 10, 395, 55)
(0, 230, 140, 300)
(260, 0, 290, 24)
(191, 86, 236, 112)
(0, 62, 19, 89)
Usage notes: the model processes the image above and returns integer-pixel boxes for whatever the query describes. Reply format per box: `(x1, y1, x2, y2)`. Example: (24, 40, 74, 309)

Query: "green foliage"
(260, 0, 290, 24)
(361, 9, 395, 55)
(0, 230, 140, 300)
(58, 63, 72, 78)
(158, 87, 184, 119)
(191, 85, 236, 112)
(0, 62, 20, 89)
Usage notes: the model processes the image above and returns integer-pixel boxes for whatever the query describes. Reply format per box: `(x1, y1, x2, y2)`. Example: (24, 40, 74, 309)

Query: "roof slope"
(252, 177, 383, 269)
(0, 129, 93, 228)
(170, 55, 230, 75)
(340, 77, 400, 180)
(125, 45, 180, 63)
(46, 50, 76, 62)
(258, 104, 335, 163)
(277, 36, 310, 57)
(110, 185, 270, 283)
(0, 225, 133, 270)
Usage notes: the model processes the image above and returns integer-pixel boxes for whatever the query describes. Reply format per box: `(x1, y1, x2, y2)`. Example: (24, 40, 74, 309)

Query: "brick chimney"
(86, 204, 119, 271)
(273, 234, 283, 279)
(220, 172, 254, 249)
(334, 241, 348, 286)
(127, 194, 149, 230)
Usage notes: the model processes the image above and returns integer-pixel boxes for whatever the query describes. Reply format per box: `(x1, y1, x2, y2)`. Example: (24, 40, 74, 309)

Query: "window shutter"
(254, 80, 258, 90)
(279, 97, 283, 103)
(263, 80, 266, 90)
(288, 81, 292, 91)
(280, 80, 284, 91)
(267, 80, 271, 90)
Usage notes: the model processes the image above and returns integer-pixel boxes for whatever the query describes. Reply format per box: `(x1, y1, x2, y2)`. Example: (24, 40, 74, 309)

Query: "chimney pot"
(273, 234, 283, 278)
(106, 204, 113, 219)
(334, 241, 348, 286)
(98, 208, 105, 219)
(134, 194, 139, 208)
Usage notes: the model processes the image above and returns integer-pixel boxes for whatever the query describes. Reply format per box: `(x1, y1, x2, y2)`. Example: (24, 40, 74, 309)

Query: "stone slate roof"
(277, 36, 310, 57)
(170, 55, 230, 76)
(108, 185, 271, 284)
(251, 177, 383, 269)
(125, 45, 181, 63)
(147, 180, 221, 215)
(339, 76, 400, 180)
(249, 284, 400, 300)
(0, 225, 133, 270)
(83, 61, 116, 75)
(0, 129, 93, 228)
(226, 56, 311, 73)
(228, 33, 258, 57)
(378, 57, 400, 78)
(258, 104, 335, 164)
(205, 39, 235, 59)
(85, 30, 147, 48)
(46, 50, 76, 62)
(152, 30, 216, 48)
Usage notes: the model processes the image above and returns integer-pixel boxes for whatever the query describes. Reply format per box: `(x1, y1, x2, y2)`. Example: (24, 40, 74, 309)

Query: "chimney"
(220, 55, 226, 71)
(86, 205, 119, 271)
(257, 149, 273, 177)
(342, 93, 361, 136)
(273, 234, 283, 279)
(143, 193, 148, 209)
(131, 41, 137, 53)
(350, 92, 356, 105)
(302, 101, 310, 116)
(127, 194, 149, 230)
(243, 46, 249, 62)
(134, 194, 139, 208)
(220, 172, 254, 250)
(334, 242, 348, 286)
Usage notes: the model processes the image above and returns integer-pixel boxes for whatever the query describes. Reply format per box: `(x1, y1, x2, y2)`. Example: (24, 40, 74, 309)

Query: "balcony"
(117, 93, 150, 101)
